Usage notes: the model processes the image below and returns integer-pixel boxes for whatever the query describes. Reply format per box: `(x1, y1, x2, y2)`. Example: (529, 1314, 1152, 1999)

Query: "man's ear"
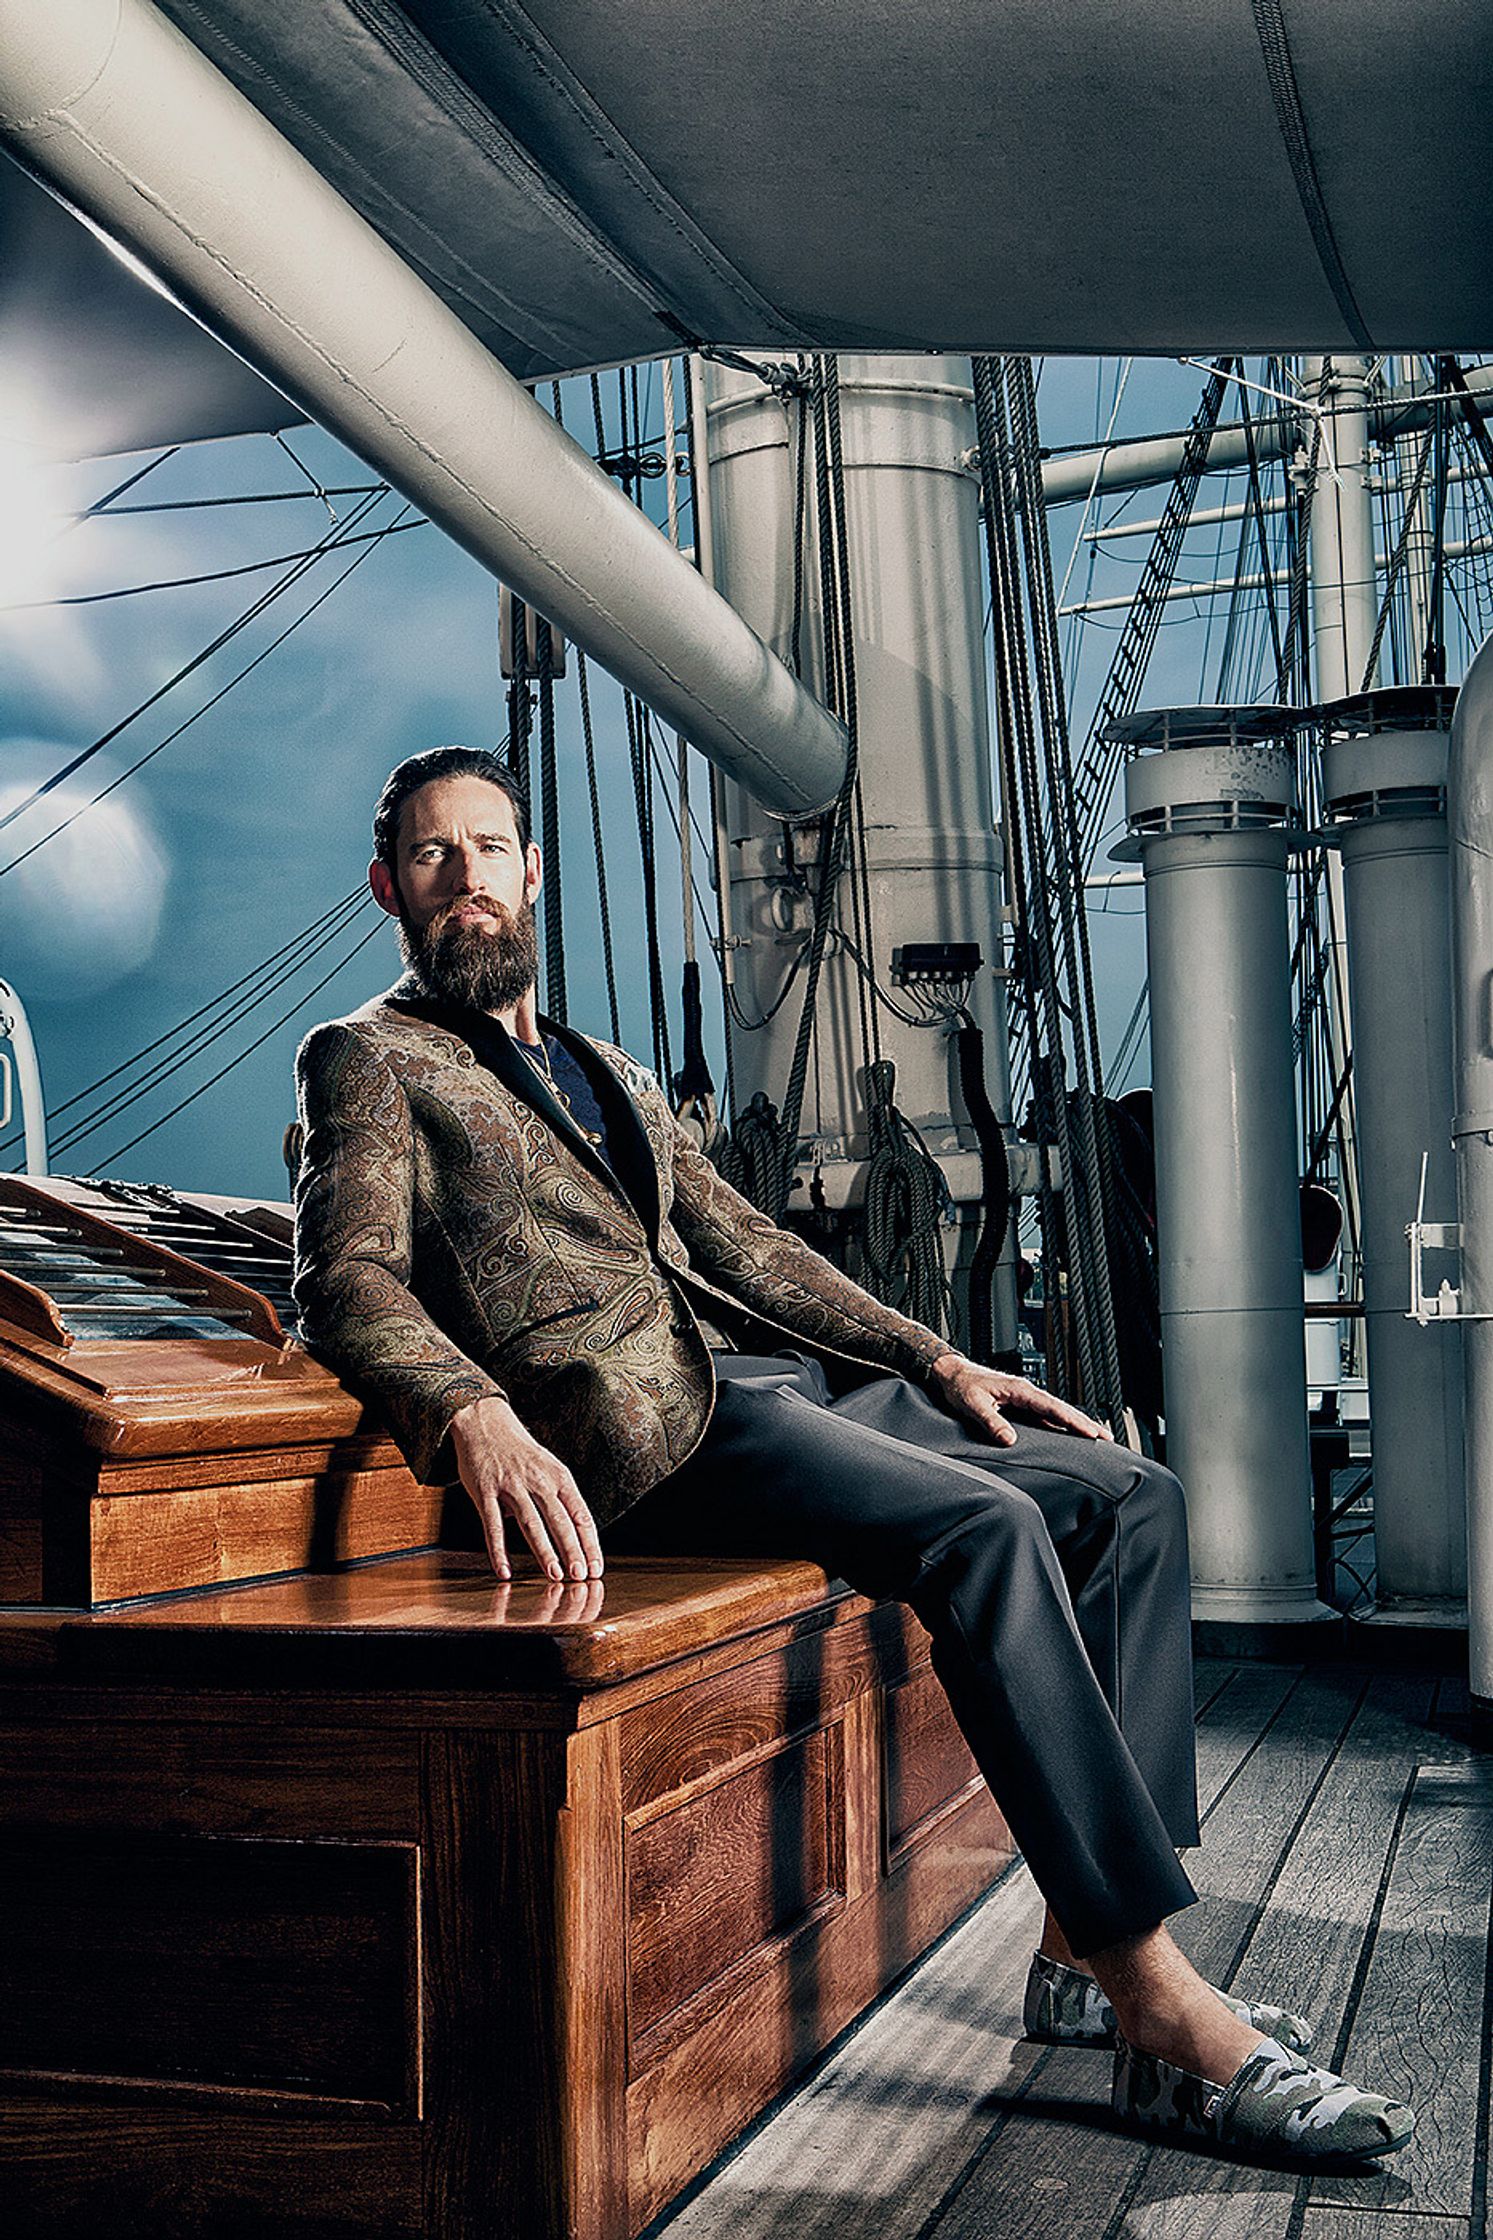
(525, 841, 543, 904)
(370, 858, 400, 918)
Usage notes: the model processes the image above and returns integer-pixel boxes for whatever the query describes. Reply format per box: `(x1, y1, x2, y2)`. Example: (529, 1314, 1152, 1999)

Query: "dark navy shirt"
(514, 1032, 612, 1163)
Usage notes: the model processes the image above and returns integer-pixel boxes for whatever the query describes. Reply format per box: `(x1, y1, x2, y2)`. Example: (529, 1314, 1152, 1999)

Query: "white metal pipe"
(1306, 358, 1379, 701)
(1078, 463, 1482, 547)
(1448, 634, 1493, 1702)
(0, 0, 846, 817)
(1041, 364, 1493, 510)
(1128, 737, 1330, 1627)
(1325, 722, 1464, 1619)
(1060, 533, 1493, 617)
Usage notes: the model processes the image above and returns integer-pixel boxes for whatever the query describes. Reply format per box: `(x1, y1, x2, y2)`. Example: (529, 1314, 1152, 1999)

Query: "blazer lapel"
(384, 989, 662, 1238)
(545, 1018, 663, 1242)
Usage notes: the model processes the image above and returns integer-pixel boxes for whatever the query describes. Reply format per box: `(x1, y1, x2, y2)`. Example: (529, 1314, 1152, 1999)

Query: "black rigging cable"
(0, 485, 397, 855)
(0, 519, 425, 612)
(575, 651, 622, 1044)
(94, 919, 387, 1170)
(50, 899, 375, 1160)
(0, 887, 367, 1164)
(0, 492, 409, 882)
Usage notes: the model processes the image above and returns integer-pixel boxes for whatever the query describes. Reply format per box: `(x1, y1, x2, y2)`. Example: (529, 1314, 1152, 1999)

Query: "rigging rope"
(0, 887, 368, 1165)
(94, 917, 387, 1171)
(972, 355, 1125, 1422)
(0, 492, 408, 883)
(0, 486, 397, 857)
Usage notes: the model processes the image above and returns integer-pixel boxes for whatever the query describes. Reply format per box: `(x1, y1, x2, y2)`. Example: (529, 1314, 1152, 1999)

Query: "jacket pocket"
(518, 1294, 602, 1336)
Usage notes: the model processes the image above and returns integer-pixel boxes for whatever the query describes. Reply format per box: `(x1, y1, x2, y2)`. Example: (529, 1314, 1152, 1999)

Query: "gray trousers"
(605, 1352, 1199, 1955)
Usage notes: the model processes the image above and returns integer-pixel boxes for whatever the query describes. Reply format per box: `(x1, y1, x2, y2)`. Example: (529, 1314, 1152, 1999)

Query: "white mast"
(701, 354, 1018, 1349)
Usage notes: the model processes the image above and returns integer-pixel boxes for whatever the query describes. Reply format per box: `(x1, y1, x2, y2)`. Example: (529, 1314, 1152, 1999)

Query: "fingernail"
(571, 1562, 586, 1580)
(548, 1565, 563, 1581)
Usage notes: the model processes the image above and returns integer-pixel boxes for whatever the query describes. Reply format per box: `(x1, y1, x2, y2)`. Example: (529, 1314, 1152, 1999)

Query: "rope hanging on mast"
(972, 355, 1126, 1426)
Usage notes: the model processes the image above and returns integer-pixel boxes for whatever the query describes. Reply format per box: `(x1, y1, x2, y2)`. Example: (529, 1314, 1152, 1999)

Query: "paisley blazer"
(292, 978, 954, 1524)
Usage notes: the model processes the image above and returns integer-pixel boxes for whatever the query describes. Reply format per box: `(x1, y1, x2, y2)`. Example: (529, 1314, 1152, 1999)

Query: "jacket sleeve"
(662, 1107, 957, 1382)
(292, 1021, 505, 1483)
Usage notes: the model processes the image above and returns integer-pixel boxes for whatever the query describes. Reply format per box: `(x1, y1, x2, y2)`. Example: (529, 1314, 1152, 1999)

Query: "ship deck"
(653, 1655, 1489, 2240)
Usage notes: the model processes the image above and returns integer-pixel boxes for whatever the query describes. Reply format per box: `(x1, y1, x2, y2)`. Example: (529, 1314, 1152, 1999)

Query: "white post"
(1448, 636, 1493, 1710)
(1304, 354, 1377, 1366)
(0, 0, 845, 817)
(0, 979, 48, 1176)
(1323, 691, 1465, 1628)
(1122, 711, 1333, 1633)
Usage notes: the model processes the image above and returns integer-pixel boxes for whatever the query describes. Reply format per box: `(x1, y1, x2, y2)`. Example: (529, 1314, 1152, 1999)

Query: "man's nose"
(446, 845, 488, 889)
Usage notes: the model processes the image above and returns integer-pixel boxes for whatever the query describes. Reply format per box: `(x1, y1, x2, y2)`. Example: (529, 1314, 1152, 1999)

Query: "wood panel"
(85, 1472, 446, 1601)
(0, 2110, 421, 2238)
(882, 1654, 983, 1865)
(620, 1624, 859, 1817)
(0, 1720, 419, 1840)
(555, 1720, 628, 2240)
(625, 1779, 1009, 2231)
(0, 1831, 418, 2111)
(419, 1728, 569, 2240)
(0, 1472, 43, 1603)
(627, 1724, 842, 2055)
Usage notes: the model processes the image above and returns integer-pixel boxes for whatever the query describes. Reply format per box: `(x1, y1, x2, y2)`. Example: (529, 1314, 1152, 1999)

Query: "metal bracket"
(1406, 1150, 1492, 1322)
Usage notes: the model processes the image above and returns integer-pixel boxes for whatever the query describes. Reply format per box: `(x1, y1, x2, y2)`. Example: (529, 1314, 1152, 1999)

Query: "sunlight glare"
(0, 748, 169, 1001)
(0, 443, 69, 610)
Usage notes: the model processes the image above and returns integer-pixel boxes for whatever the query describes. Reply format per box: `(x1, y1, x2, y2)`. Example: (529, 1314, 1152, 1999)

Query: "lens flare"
(0, 744, 169, 1000)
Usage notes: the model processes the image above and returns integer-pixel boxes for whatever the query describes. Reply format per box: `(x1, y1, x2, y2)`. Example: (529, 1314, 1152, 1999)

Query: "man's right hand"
(448, 1394, 605, 1582)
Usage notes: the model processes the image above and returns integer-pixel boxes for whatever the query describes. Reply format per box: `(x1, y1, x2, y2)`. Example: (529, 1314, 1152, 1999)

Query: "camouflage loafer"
(1023, 1951, 1313, 2054)
(1112, 2033, 1415, 2162)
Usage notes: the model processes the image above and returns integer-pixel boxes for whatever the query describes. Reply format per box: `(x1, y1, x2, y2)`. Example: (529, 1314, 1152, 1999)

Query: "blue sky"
(0, 353, 1463, 1198)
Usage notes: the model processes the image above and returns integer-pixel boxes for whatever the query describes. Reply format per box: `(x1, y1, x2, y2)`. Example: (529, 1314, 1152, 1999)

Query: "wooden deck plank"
(1169, 1666, 1365, 1992)
(1215, 1674, 1440, 2054)
(1311, 1760, 1493, 2219)
(650, 1867, 1049, 2240)
(1301, 2211, 1468, 2240)
(1191, 1665, 1301, 1821)
(1191, 1660, 1239, 1724)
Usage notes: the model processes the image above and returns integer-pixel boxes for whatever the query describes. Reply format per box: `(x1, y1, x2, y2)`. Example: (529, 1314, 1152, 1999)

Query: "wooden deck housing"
(0, 1180, 1012, 2237)
(0, 1552, 1011, 2239)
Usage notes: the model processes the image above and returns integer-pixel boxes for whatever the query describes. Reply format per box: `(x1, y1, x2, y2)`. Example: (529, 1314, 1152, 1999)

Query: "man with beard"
(292, 744, 1412, 2164)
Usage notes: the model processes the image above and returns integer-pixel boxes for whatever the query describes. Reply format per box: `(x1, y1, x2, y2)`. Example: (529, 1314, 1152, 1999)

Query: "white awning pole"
(0, 0, 846, 818)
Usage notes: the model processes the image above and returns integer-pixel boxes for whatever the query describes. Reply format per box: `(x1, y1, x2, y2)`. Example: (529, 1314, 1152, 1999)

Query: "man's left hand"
(928, 1352, 1114, 1447)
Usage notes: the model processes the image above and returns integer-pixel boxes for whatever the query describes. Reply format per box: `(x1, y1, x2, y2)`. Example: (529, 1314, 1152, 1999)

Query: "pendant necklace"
(520, 1034, 604, 1146)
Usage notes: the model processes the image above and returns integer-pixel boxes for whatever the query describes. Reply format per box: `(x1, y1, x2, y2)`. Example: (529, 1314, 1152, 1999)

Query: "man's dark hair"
(372, 746, 531, 868)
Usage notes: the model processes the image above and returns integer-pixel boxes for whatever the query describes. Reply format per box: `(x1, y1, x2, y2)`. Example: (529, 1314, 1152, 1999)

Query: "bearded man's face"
(372, 773, 540, 1014)
(399, 887, 539, 1013)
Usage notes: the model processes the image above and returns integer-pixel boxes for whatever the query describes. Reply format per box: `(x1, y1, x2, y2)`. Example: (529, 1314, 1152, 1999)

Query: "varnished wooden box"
(0, 1550, 1013, 2239)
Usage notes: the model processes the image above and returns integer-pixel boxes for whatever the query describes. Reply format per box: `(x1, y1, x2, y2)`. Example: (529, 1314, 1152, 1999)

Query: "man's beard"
(399, 893, 539, 1014)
